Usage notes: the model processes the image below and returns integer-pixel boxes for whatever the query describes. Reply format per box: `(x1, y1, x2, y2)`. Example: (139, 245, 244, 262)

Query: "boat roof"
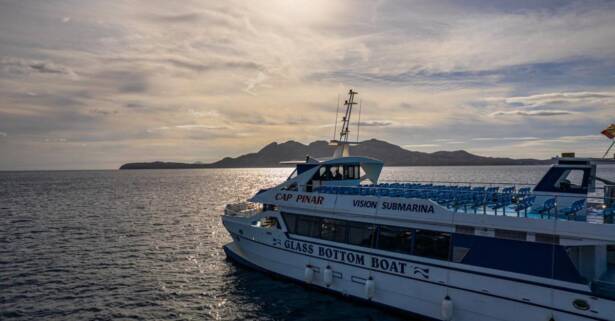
(320, 156, 383, 165)
(554, 157, 615, 165)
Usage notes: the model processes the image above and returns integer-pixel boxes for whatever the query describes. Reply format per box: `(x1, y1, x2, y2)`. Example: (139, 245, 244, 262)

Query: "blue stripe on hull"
(223, 244, 439, 321)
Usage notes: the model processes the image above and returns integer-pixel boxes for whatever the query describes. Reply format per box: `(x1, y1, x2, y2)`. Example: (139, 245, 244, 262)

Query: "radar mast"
(330, 89, 360, 158)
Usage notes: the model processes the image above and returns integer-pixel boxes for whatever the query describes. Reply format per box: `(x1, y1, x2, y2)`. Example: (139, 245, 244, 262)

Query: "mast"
(330, 89, 360, 158)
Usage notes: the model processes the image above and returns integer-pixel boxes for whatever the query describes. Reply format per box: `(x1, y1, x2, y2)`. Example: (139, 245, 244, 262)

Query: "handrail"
(379, 179, 536, 187)
(224, 202, 262, 217)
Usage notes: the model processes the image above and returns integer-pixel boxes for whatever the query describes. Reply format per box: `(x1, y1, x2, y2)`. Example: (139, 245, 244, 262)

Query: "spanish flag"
(602, 124, 615, 139)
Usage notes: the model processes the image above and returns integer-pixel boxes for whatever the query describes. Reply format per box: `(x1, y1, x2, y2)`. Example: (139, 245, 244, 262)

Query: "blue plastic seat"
(490, 193, 513, 215)
(559, 199, 586, 221)
(451, 191, 475, 212)
(378, 188, 389, 196)
(514, 196, 535, 217)
(533, 198, 557, 218)
(467, 191, 487, 214)
(518, 187, 531, 195)
(603, 205, 615, 223)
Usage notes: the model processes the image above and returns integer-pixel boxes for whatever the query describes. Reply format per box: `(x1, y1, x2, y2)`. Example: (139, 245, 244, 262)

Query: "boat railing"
(224, 202, 262, 217)
(310, 184, 615, 224)
(379, 179, 535, 189)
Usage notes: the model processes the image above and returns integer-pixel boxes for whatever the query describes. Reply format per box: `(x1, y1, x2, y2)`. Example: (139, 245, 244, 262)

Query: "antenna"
(333, 94, 340, 141)
(338, 89, 358, 142)
(329, 89, 359, 158)
(356, 99, 362, 142)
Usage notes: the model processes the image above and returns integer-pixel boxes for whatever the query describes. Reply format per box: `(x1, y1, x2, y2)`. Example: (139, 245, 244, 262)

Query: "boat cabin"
(281, 156, 384, 192)
(532, 157, 597, 213)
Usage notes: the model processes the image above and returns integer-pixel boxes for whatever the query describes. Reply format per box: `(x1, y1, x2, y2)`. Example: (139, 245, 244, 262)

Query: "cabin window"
(344, 165, 361, 179)
(534, 166, 590, 194)
(284, 183, 298, 191)
(455, 225, 475, 235)
(331, 165, 343, 180)
(320, 218, 348, 243)
(535, 233, 559, 244)
(347, 221, 377, 247)
(494, 229, 527, 241)
(608, 245, 615, 265)
(313, 164, 361, 181)
(376, 225, 413, 253)
(283, 212, 456, 261)
(556, 169, 584, 191)
(254, 216, 280, 229)
(295, 215, 322, 238)
(319, 167, 328, 179)
(414, 230, 451, 260)
(282, 213, 297, 233)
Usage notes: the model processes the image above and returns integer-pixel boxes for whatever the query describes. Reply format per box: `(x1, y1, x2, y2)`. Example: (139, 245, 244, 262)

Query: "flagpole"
(603, 139, 615, 159)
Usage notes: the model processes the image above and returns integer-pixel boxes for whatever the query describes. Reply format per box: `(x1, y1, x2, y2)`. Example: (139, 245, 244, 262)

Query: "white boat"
(222, 90, 615, 321)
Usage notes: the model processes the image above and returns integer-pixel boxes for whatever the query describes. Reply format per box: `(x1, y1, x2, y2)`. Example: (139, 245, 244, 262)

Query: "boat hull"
(223, 241, 441, 321)
(222, 224, 611, 321)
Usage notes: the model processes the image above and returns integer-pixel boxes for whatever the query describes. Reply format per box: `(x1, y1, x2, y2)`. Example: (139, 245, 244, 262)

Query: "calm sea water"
(2, 166, 615, 321)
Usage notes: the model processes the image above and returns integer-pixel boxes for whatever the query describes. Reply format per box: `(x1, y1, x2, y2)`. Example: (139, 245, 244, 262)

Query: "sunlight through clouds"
(1, 0, 615, 169)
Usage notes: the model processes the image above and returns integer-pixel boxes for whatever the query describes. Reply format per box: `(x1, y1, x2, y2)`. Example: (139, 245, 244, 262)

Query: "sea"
(2, 165, 615, 321)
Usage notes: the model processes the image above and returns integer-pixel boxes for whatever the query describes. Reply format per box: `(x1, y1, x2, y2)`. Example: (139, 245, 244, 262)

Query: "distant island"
(119, 139, 550, 169)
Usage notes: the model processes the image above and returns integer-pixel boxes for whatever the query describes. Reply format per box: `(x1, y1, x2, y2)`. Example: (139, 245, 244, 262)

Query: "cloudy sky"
(1, 0, 614, 170)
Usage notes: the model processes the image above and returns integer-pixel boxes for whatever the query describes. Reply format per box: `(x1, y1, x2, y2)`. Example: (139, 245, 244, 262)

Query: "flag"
(602, 124, 615, 139)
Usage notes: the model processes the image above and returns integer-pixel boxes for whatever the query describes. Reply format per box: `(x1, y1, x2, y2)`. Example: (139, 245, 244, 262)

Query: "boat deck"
(313, 183, 615, 224)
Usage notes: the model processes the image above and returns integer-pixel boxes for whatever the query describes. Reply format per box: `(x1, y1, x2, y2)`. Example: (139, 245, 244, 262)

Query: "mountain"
(119, 139, 549, 169)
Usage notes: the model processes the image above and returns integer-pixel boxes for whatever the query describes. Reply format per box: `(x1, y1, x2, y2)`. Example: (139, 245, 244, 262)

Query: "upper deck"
(313, 182, 615, 224)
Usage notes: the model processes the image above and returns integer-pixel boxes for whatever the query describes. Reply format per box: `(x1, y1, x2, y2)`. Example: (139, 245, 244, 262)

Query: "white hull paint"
(223, 216, 613, 321)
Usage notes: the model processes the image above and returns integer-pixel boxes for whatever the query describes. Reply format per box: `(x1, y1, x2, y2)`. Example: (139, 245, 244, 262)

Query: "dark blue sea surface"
(1, 166, 614, 321)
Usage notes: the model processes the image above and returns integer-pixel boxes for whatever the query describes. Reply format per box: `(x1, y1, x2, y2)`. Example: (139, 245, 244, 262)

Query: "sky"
(1, 0, 615, 170)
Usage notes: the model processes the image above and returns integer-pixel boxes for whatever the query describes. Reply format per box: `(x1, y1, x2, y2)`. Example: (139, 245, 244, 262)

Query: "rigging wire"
(356, 99, 362, 142)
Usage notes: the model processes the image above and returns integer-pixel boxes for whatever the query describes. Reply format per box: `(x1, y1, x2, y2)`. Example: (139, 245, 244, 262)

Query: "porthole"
(572, 299, 590, 311)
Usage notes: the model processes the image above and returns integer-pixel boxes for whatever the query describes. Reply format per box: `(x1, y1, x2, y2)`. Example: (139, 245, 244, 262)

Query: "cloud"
(125, 102, 145, 109)
(147, 124, 227, 133)
(146, 13, 203, 23)
(500, 91, 615, 107)
(244, 71, 268, 95)
(44, 137, 67, 143)
(403, 144, 439, 149)
(358, 121, 392, 127)
(434, 138, 464, 144)
(472, 137, 539, 141)
(104, 56, 263, 73)
(0, 131, 7, 137)
(0, 57, 76, 77)
(1, 0, 615, 169)
(511, 134, 604, 148)
(490, 110, 573, 117)
(175, 124, 226, 130)
(90, 109, 118, 116)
